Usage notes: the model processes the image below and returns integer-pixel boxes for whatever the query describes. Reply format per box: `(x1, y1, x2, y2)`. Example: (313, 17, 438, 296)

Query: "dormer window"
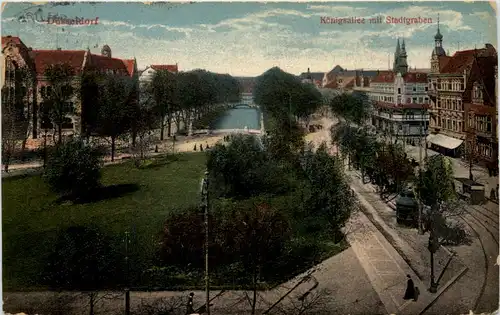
(473, 82, 484, 104)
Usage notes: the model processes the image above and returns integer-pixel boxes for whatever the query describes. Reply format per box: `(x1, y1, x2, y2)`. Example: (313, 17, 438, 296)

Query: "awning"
(426, 134, 463, 150)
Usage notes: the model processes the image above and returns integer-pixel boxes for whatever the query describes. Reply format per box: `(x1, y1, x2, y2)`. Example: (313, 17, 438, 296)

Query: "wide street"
(305, 114, 499, 314)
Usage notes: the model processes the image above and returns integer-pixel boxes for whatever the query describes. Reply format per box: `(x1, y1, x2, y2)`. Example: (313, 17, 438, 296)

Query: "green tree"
(149, 69, 177, 140)
(43, 63, 76, 145)
(207, 134, 285, 198)
(329, 92, 371, 126)
(43, 138, 103, 201)
(43, 225, 119, 315)
(216, 200, 291, 315)
(300, 143, 355, 241)
(1, 65, 33, 171)
(93, 74, 138, 161)
(415, 154, 469, 291)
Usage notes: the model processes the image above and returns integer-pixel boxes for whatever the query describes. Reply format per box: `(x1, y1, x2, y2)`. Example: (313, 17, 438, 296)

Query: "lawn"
(2, 152, 208, 291)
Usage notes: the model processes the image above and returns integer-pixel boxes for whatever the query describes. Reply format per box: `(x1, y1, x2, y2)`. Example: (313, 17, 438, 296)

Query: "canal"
(211, 104, 261, 131)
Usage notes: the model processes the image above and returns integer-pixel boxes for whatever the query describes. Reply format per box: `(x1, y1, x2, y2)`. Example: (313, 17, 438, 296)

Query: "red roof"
(150, 64, 178, 73)
(440, 47, 496, 74)
(372, 71, 394, 83)
(33, 50, 86, 75)
(403, 72, 427, 83)
(2, 36, 22, 47)
(90, 54, 134, 76)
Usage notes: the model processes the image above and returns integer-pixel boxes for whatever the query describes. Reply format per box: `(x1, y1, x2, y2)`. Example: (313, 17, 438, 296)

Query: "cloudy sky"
(1, 1, 497, 76)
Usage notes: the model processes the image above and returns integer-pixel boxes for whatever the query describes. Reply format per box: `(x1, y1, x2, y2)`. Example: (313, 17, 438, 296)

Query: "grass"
(2, 152, 208, 291)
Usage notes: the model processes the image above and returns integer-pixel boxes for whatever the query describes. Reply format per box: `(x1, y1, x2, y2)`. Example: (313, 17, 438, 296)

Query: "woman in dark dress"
(403, 274, 415, 300)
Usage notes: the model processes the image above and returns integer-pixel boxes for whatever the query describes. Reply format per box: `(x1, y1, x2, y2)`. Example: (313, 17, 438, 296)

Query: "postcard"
(1, 1, 498, 315)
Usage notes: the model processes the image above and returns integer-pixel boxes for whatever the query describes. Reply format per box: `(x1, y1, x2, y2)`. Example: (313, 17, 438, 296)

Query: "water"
(211, 104, 261, 130)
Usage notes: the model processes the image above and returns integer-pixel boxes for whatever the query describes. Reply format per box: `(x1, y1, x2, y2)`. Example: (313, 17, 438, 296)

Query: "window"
(398, 88, 401, 94)
(452, 120, 456, 131)
(438, 118, 442, 127)
(413, 87, 416, 92)
(412, 97, 417, 103)
(487, 116, 492, 132)
(425, 86, 428, 91)
(458, 121, 462, 132)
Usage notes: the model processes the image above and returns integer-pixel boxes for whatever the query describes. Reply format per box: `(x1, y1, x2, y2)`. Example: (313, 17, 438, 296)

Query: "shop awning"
(426, 134, 463, 150)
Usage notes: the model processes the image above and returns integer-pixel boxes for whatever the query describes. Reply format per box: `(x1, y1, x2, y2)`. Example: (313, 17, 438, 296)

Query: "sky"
(1, 1, 498, 77)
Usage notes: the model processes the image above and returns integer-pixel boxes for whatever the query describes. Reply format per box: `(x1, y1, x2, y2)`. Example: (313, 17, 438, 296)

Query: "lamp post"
(428, 212, 439, 293)
(200, 170, 210, 315)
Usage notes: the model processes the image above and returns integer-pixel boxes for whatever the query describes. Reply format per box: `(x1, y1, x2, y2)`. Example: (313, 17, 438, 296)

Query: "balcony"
(372, 111, 429, 122)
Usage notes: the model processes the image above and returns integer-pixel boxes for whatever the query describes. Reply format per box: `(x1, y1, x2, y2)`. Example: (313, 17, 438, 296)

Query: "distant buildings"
(427, 19, 498, 168)
(368, 39, 430, 145)
(2, 35, 137, 142)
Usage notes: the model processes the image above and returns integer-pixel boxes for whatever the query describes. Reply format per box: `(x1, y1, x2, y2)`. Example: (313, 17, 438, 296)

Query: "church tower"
(399, 39, 409, 75)
(431, 14, 446, 73)
(393, 38, 401, 72)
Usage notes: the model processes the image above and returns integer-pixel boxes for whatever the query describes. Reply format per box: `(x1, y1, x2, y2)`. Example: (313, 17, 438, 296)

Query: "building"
(298, 68, 323, 88)
(427, 19, 498, 167)
(322, 65, 378, 92)
(2, 35, 137, 142)
(139, 64, 179, 84)
(369, 39, 430, 145)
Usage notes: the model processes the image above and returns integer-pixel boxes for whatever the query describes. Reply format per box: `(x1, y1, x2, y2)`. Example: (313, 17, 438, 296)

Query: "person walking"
(403, 275, 416, 300)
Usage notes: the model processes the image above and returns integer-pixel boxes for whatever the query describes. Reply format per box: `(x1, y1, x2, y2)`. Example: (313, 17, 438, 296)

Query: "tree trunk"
(111, 136, 116, 162)
(167, 114, 172, 137)
(160, 115, 165, 141)
(251, 265, 257, 315)
(58, 124, 63, 145)
(89, 293, 95, 315)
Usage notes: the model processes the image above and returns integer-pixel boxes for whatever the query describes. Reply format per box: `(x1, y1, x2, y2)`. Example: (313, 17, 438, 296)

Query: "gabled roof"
(440, 46, 496, 74)
(89, 54, 134, 76)
(33, 50, 87, 75)
(150, 64, 178, 73)
(472, 55, 497, 106)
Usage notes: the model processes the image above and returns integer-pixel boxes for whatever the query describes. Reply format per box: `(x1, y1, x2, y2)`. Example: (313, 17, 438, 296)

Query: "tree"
(149, 69, 177, 140)
(93, 74, 138, 161)
(43, 63, 75, 145)
(415, 154, 469, 292)
(43, 225, 119, 315)
(216, 200, 291, 315)
(300, 143, 355, 241)
(329, 92, 371, 126)
(1, 68, 31, 172)
(207, 134, 286, 198)
(43, 138, 103, 201)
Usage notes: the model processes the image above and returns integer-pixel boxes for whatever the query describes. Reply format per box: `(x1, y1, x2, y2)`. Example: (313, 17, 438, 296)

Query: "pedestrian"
(200, 144, 203, 151)
(403, 275, 416, 300)
(193, 144, 197, 151)
(186, 292, 194, 315)
(155, 145, 158, 153)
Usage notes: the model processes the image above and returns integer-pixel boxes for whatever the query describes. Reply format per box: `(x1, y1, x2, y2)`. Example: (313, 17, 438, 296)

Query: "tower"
(393, 38, 401, 72)
(101, 44, 112, 58)
(431, 14, 446, 73)
(399, 39, 408, 75)
(433, 14, 446, 56)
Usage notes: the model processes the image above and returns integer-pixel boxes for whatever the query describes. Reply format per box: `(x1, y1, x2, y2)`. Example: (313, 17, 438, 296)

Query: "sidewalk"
(347, 169, 480, 314)
(2, 135, 225, 178)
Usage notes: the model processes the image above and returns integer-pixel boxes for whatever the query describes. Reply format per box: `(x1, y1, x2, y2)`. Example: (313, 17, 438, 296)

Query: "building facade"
(427, 20, 498, 167)
(369, 39, 430, 144)
(2, 36, 137, 143)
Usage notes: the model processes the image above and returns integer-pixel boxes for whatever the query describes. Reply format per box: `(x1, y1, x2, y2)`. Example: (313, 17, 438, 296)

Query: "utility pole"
(124, 231, 130, 315)
(417, 108, 424, 235)
(201, 170, 210, 315)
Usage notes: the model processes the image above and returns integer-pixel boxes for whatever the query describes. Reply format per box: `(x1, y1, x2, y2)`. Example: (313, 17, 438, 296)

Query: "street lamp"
(200, 170, 210, 315)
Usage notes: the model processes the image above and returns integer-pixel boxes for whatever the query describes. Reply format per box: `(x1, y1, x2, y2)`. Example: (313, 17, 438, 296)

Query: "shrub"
(43, 138, 103, 201)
